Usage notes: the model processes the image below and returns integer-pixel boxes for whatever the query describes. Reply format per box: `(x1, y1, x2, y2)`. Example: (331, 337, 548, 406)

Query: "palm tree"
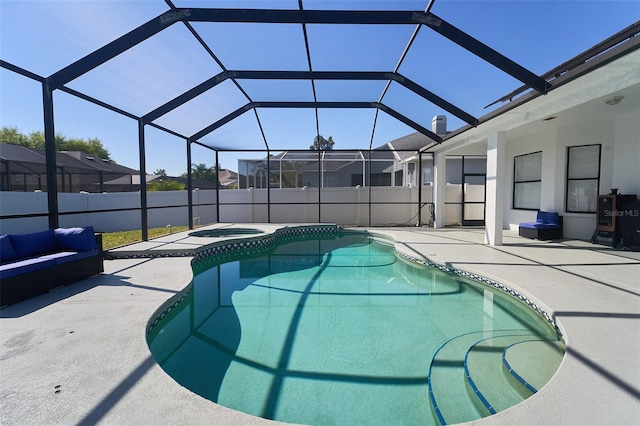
(189, 163, 218, 184)
(147, 179, 184, 191)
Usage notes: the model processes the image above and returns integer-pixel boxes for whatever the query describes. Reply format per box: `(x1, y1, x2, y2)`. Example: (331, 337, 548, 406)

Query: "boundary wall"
(0, 186, 441, 234)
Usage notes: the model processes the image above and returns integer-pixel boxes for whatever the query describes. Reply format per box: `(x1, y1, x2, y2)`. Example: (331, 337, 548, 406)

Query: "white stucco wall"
(501, 114, 639, 241)
(612, 112, 640, 196)
(504, 127, 558, 231)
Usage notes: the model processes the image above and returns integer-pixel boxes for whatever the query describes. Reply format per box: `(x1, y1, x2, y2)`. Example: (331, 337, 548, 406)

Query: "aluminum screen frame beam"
(182, 8, 546, 92)
(390, 74, 478, 126)
(142, 72, 228, 123)
(44, 7, 546, 117)
(372, 0, 436, 150)
(227, 71, 477, 125)
(164, 0, 271, 151)
(144, 70, 479, 127)
(185, 8, 430, 25)
(0, 60, 46, 83)
(191, 101, 442, 144)
(191, 104, 254, 141)
(418, 12, 549, 93)
(47, 9, 183, 89)
(44, 8, 427, 89)
(42, 82, 58, 229)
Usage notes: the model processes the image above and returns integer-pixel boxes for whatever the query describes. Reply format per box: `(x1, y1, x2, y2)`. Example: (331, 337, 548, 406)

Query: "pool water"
(148, 233, 563, 425)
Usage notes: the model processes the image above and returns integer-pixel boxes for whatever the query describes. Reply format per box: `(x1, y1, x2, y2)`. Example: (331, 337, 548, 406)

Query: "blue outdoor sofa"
(519, 211, 563, 240)
(0, 227, 103, 307)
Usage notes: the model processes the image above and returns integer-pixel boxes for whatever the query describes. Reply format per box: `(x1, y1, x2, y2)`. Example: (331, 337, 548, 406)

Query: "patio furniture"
(518, 211, 563, 240)
(0, 226, 103, 306)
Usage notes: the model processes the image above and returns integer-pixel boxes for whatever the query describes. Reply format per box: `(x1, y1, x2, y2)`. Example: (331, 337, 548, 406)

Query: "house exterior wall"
(505, 127, 558, 232)
(613, 112, 640, 196)
(503, 114, 639, 241)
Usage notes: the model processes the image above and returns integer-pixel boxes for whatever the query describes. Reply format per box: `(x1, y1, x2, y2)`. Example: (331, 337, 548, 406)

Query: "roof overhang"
(428, 45, 640, 154)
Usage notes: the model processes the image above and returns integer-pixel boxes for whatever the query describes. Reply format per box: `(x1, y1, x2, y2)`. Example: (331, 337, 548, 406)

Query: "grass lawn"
(102, 226, 190, 250)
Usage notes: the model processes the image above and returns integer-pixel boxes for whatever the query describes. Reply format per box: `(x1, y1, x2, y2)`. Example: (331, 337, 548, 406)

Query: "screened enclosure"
(1, 0, 637, 237)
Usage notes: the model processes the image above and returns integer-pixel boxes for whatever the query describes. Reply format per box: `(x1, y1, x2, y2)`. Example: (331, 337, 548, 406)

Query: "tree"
(62, 137, 111, 160)
(310, 135, 335, 151)
(154, 168, 167, 177)
(1, 126, 112, 160)
(186, 163, 218, 184)
(147, 179, 184, 191)
(0, 126, 28, 146)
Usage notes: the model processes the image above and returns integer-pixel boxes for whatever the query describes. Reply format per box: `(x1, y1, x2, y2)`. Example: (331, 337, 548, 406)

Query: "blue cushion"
(41, 249, 98, 265)
(0, 234, 18, 263)
(536, 211, 560, 225)
(0, 257, 55, 280)
(9, 229, 58, 259)
(54, 227, 97, 252)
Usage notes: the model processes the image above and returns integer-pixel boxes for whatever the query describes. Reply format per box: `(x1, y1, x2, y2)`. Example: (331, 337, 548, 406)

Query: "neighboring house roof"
(59, 150, 138, 174)
(0, 143, 139, 175)
(1, 143, 147, 192)
(103, 174, 159, 186)
(218, 169, 238, 186)
(1, 143, 242, 191)
(384, 132, 438, 162)
(0, 144, 49, 174)
(163, 176, 217, 189)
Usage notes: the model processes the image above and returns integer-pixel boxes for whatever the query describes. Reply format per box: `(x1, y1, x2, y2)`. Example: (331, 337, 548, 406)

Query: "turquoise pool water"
(148, 232, 563, 425)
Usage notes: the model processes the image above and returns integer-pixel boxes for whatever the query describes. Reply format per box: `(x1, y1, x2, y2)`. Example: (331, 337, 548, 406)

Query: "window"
(566, 144, 601, 213)
(513, 151, 542, 210)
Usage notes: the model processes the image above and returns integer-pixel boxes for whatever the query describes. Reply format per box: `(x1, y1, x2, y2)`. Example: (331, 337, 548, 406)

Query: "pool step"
(502, 339, 565, 392)
(428, 330, 530, 425)
(428, 332, 488, 425)
(464, 335, 539, 414)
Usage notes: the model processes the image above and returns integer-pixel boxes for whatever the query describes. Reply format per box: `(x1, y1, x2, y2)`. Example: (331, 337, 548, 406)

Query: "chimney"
(432, 115, 446, 135)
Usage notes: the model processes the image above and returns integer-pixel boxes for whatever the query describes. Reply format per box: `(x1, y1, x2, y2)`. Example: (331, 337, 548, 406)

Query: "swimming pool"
(147, 226, 564, 425)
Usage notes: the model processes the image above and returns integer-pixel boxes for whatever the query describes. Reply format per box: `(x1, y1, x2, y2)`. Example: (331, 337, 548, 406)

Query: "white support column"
(433, 152, 447, 228)
(485, 131, 506, 245)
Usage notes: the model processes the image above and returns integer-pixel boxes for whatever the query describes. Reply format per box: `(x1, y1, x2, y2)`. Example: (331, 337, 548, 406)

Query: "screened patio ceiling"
(1, 0, 638, 233)
(2, 0, 638, 155)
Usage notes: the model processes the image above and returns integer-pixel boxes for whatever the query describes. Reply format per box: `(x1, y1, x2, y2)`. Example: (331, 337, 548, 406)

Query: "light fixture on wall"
(604, 95, 624, 106)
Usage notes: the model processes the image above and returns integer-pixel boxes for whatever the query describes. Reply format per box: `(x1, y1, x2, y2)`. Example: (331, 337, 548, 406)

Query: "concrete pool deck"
(1, 224, 639, 425)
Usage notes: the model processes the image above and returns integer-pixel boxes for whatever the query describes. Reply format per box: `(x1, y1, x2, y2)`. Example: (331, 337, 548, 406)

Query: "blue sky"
(1, 0, 638, 176)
